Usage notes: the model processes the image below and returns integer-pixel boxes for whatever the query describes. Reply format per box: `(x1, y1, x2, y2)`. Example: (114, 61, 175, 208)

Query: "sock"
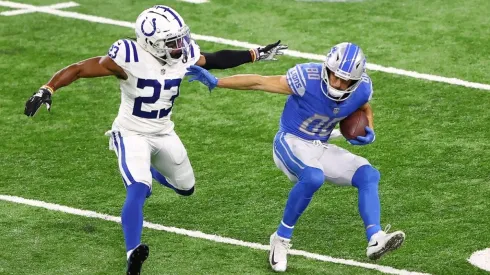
(151, 167, 174, 190)
(151, 167, 195, 196)
(352, 165, 382, 240)
(122, 182, 149, 253)
(277, 167, 324, 239)
(277, 221, 294, 240)
(366, 225, 382, 241)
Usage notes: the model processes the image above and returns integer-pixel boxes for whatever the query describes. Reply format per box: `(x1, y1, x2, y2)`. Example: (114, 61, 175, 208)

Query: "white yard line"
(179, 0, 209, 3)
(0, 0, 489, 91)
(0, 1, 78, 16)
(297, 0, 365, 2)
(0, 194, 430, 275)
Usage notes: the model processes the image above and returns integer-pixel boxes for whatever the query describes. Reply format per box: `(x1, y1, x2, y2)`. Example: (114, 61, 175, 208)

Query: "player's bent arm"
(217, 75, 293, 95)
(359, 103, 374, 129)
(45, 56, 127, 94)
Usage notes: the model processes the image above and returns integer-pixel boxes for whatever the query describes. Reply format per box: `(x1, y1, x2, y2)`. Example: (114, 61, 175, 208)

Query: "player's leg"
(150, 132, 195, 196)
(319, 144, 405, 260)
(111, 132, 151, 274)
(318, 145, 380, 235)
(270, 132, 325, 272)
(353, 165, 405, 260)
(150, 166, 182, 192)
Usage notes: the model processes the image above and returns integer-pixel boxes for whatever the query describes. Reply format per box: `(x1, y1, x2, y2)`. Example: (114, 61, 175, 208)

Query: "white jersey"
(107, 39, 201, 135)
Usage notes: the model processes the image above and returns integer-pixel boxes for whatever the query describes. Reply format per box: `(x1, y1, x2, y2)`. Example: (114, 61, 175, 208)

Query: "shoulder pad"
(107, 39, 140, 69)
(286, 64, 308, 96)
(359, 73, 373, 101)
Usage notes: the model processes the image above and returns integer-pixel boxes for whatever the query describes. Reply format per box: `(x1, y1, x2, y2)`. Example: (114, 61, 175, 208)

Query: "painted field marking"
(468, 248, 490, 272)
(0, 1, 489, 91)
(0, 194, 430, 275)
(179, 0, 209, 3)
(0, 1, 78, 16)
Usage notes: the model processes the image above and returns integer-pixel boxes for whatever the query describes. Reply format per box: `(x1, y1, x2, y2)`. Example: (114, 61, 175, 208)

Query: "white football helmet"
(135, 5, 191, 65)
(321, 42, 366, 101)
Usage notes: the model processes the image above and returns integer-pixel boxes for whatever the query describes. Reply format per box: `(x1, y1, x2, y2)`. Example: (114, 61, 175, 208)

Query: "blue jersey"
(280, 63, 373, 141)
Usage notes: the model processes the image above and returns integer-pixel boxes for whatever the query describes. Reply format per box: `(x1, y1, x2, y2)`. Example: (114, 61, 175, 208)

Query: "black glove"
(24, 86, 53, 117)
(254, 40, 288, 61)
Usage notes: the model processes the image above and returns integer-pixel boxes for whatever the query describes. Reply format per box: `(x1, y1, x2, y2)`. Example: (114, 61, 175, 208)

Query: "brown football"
(339, 110, 369, 140)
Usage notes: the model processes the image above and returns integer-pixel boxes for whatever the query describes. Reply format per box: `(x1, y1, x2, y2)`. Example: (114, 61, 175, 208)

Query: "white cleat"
(366, 225, 405, 260)
(269, 232, 291, 272)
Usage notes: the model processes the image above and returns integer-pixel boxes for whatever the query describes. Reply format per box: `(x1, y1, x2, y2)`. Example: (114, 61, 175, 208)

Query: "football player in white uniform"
(24, 5, 287, 275)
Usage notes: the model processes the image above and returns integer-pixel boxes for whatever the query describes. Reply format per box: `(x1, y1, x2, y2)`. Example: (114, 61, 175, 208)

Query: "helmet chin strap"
(328, 89, 344, 99)
(170, 51, 183, 59)
(151, 48, 186, 65)
(322, 80, 353, 102)
(328, 87, 348, 101)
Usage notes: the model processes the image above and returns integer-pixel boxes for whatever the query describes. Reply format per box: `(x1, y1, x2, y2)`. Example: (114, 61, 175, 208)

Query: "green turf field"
(1, 0, 490, 274)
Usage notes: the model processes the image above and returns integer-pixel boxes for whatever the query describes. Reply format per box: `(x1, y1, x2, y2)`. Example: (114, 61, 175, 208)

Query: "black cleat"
(126, 244, 149, 275)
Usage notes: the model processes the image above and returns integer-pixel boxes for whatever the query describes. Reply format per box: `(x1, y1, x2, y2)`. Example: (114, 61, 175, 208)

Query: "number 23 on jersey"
(132, 78, 182, 119)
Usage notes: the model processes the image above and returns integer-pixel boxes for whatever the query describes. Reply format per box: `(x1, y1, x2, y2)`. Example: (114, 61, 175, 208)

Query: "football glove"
(186, 65, 218, 92)
(24, 86, 53, 117)
(253, 40, 288, 61)
(348, 126, 376, 146)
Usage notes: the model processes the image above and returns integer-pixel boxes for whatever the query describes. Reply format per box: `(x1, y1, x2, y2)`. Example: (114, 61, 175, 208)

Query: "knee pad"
(352, 165, 380, 189)
(299, 167, 325, 192)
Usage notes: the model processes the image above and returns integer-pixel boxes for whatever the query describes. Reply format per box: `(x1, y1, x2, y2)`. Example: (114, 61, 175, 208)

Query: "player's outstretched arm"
(46, 56, 127, 92)
(186, 65, 292, 95)
(218, 74, 292, 95)
(24, 56, 126, 117)
(196, 40, 288, 70)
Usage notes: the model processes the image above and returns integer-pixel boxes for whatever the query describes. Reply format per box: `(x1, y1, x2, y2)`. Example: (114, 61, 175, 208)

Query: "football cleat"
(126, 244, 149, 275)
(269, 232, 291, 272)
(366, 225, 405, 260)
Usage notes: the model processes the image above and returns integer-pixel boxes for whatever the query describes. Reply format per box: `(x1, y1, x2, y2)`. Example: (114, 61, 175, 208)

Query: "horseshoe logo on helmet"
(141, 18, 157, 37)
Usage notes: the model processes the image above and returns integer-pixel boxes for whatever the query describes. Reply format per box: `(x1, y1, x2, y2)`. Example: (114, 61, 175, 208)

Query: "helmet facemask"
(321, 65, 362, 102)
(145, 25, 191, 65)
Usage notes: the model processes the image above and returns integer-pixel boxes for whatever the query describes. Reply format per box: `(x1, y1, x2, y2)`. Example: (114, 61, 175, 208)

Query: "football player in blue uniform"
(185, 42, 405, 272)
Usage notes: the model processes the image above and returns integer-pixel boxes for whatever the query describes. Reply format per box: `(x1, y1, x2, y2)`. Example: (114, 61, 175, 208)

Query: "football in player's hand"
(339, 110, 368, 140)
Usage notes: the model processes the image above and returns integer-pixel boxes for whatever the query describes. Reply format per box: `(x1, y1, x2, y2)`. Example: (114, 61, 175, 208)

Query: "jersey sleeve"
(188, 40, 201, 66)
(360, 73, 374, 102)
(107, 39, 139, 71)
(285, 64, 308, 97)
